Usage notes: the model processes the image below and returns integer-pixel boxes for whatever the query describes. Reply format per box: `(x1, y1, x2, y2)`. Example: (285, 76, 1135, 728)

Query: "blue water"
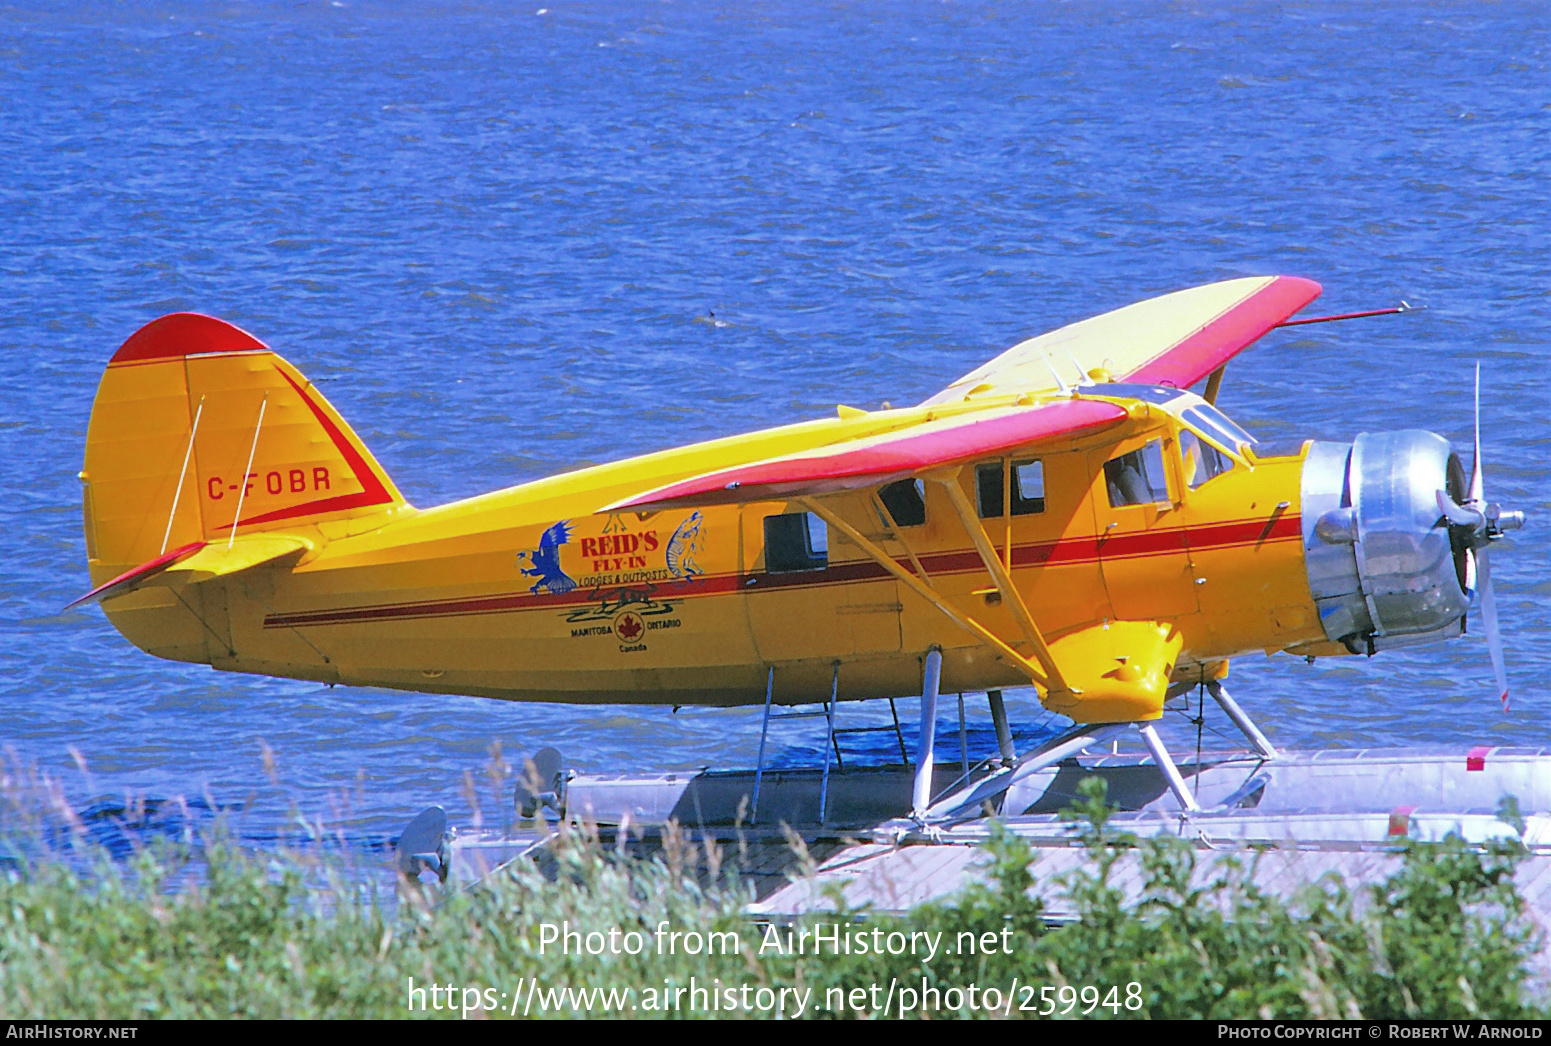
(2, 1, 1547, 858)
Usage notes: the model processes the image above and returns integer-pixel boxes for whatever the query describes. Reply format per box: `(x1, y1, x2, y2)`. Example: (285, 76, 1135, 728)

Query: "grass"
(0, 778, 1544, 1019)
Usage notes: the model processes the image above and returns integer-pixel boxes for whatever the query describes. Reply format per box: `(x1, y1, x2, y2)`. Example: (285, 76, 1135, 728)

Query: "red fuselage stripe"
(261, 513, 1303, 629)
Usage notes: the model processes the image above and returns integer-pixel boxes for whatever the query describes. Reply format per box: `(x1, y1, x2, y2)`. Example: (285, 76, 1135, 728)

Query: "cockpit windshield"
(1183, 403, 1255, 452)
(1086, 383, 1255, 458)
(1180, 428, 1234, 488)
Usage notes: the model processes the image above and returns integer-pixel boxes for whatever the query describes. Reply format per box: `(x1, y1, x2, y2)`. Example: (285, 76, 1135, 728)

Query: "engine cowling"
(1301, 431, 1470, 653)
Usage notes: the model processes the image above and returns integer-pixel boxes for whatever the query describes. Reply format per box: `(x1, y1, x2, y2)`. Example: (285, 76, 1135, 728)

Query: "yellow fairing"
(1041, 621, 1183, 723)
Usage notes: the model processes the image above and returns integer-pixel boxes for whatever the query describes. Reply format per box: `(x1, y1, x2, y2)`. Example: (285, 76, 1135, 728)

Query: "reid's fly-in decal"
(518, 521, 578, 595)
(571, 511, 708, 588)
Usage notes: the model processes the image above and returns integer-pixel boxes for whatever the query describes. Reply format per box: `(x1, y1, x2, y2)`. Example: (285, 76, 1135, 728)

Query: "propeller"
(1434, 365, 1525, 712)
(395, 805, 449, 883)
(516, 746, 564, 819)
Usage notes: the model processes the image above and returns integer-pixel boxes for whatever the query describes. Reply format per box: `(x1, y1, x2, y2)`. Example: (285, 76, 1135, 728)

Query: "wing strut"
(1203, 367, 1226, 405)
(797, 496, 1056, 692)
(867, 491, 932, 583)
(931, 469, 1071, 696)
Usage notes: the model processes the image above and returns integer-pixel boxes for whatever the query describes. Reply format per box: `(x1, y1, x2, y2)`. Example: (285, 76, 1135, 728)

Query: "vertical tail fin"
(82, 313, 406, 585)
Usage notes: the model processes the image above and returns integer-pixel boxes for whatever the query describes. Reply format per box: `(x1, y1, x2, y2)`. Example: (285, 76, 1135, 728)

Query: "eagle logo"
(518, 521, 577, 595)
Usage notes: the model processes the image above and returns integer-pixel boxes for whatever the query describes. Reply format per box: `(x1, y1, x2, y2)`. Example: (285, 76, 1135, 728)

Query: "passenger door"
(1090, 435, 1199, 620)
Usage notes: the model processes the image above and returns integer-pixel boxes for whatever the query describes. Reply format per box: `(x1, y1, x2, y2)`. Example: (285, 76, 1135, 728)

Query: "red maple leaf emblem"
(615, 613, 644, 642)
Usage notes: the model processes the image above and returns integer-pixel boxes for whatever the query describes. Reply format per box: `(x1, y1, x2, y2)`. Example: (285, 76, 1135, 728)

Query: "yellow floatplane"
(74, 276, 1522, 822)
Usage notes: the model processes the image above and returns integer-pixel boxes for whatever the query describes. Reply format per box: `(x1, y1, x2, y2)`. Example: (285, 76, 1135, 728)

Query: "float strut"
(957, 693, 969, 777)
(911, 648, 943, 820)
(818, 661, 839, 825)
(916, 720, 1127, 825)
(988, 689, 1016, 764)
(1138, 723, 1201, 812)
(1206, 681, 1279, 759)
(751, 666, 775, 824)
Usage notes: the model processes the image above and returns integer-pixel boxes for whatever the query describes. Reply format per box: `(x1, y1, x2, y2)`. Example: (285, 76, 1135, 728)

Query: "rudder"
(82, 313, 407, 586)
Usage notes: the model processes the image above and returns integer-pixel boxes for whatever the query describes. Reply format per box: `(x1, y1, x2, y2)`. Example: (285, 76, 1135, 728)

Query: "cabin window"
(763, 512, 828, 572)
(976, 459, 1045, 518)
(879, 479, 926, 527)
(1180, 429, 1233, 489)
(1105, 440, 1171, 507)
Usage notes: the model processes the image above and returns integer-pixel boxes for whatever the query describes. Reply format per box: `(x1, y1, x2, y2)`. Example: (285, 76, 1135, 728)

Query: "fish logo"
(518, 521, 577, 595)
(665, 511, 705, 579)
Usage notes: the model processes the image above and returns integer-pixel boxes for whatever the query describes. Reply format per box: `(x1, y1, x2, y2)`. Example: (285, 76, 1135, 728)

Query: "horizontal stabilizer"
(924, 276, 1321, 405)
(609, 399, 1126, 511)
(66, 534, 312, 610)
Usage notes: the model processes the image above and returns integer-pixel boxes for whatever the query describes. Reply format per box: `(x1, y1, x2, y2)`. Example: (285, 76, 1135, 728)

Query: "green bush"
(784, 779, 1545, 1019)
(0, 781, 1543, 1019)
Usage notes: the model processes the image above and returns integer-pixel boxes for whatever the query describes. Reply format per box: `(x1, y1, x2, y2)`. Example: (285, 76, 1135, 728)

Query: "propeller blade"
(517, 746, 564, 818)
(395, 805, 449, 881)
(1468, 362, 1485, 507)
(1476, 547, 1508, 713)
(1436, 488, 1485, 530)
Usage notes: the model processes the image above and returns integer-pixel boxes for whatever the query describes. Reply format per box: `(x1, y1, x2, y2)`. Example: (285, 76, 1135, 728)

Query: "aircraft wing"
(609, 399, 1126, 512)
(922, 276, 1321, 406)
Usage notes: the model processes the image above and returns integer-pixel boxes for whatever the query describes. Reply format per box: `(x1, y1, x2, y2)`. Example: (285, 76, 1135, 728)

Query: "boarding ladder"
(750, 662, 912, 825)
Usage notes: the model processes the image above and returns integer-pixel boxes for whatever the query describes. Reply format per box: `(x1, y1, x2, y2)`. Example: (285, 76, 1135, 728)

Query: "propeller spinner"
(1434, 365, 1526, 711)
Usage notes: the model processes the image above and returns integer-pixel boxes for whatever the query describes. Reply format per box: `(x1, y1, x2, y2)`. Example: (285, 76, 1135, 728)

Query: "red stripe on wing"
(1124, 276, 1322, 388)
(614, 399, 1128, 511)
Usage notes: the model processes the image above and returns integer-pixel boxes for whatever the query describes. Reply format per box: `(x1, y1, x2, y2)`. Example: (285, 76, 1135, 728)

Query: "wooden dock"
(439, 746, 1551, 935)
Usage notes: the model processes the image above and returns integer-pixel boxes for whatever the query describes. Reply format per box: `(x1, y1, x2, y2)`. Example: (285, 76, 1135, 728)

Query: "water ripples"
(0, 0, 1546, 855)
